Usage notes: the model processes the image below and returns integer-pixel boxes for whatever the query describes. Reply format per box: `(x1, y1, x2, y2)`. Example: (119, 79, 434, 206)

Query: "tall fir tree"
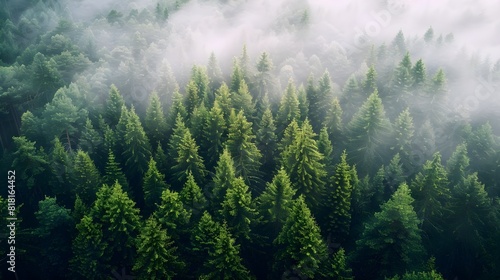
(102, 149, 129, 194)
(179, 171, 207, 219)
(362, 65, 378, 97)
(323, 97, 343, 146)
(274, 195, 328, 279)
(211, 148, 237, 212)
(171, 130, 207, 185)
(72, 150, 101, 206)
(105, 84, 125, 127)
(282, 120, 326, 211)
(201, 100, 226, 170)
(154, 189, 191, 240)
(232, 79, 255, 120)
(207, 52, 224, 91)
(446, 142, 470, 187)
(145, 91, 167, 147)
(143, 157, 169, 213)
(226, 110, 262, 189)
(309, 70, 333, 132)
(256, 106, 278, 182)
(133, 217, 185, 280)
(354, 183, 425, 279)
(276, 79, 300, 134)
(392, 108, 415, 170)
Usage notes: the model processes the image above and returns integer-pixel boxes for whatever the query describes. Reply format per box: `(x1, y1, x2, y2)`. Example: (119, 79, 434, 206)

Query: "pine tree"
(122, 106, 152, 183)
(424, 27, 434, 43)
(69, 215, 106, 279)
(412, 59, 427, 89)
(282, 120, 326, 211)
(72, 150, 101, 205)
(143, 158, 169, 213)
(113, 105, 129, 163)
(410, 153, 450, 235)
(446, 142, 470, 187)
(145, 91, 167, 147)
(185, 79, 201, 120)
(309, 70, 333, 132)
(354, 183, 425, 279)
(212, 148, 237, 212)
(79, 118, 103, 158)
(191, 65, 212, 107)
(239, 44, 252, 81)
(190, 211, 223, 276)
(230, 59, 244, 94)
(346, 90, 391, 172)
(207, 52, 224, 90)
(320, 248, 353, 279)
(166, 90, 187, 135)
(392, 52, 414, 100)
(392, 30, 407, 54)
(102, 150, 129, 194)
(276, 79, 300, 134)
(323, 97, 343, 145)
(256, 107, 278, 181)
(49, 137, 74, 206)
(133, 217, 185, 280)
(297, 85, 309, 123)
(201, 101, 226, 170)
(274, 196, 328, 279)
(171, 130, 207, 185)
(214, 82, 233, 122)
(91, 182, 141, 270)
(362, 65, 378, 96)
(105, 84, 125, 127)
(340, 76, 361, 121)
(257, 168, 295, 231)
(202, 223, 254, 280)
(153, 142, 169, 176)
(317, 127, 334, 171)
(278, 119, 299, 154)
(190, 102, 209, 146)
(154, 189, 191, 240)
(220, 177, 256, 241)
(180, 172, 207, 219)
(167, 114, 189, 178)
(393, 108, 415, 169)
(326, 151, 353, 243)
(226, 110, 262, 189)
(232, 79, 255, 119)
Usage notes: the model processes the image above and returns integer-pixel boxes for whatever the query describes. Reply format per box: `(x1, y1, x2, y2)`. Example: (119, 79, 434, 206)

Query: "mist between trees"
(1, 0, 500, 279)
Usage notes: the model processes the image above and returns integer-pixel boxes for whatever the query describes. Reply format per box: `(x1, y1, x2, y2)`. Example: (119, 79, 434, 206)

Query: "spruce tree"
(226, 110, 262, 189)
(309, 70, 333, 132)
(276, 79, 300, 134)
(72, 150, 101, 205)
(49, 137, 74, 206)
(326, 151, 353, 243)
(102, 149, 129, 194)
(317, 127, 334, 172)
(323, 97, 343, 146)
(232, 79, 255, 120)
(207, 52, 223, 90)
(393, 108, 415, 169)
(201, 101, 226, 170)
(257, 168, 295, 231)
(202, 223, 254, 280)
(212, 148, 237, 212)
(362, 65, 377, 96)
(180, 171, 207, 219)
(412, 59, 427, 89)
(274, 196, 328, 279)
(171, 130, 207, 185)
(145, 91, 167, 147)
(256, 107, 278, 181)
(282, 120, 326, 211)
(133, 217, 185, 280)
(214, 82, 233, 123)
(105, 84, 125, 127)
(143, 157, 169, 213)
(154, 189, 191, 240)
(230, 59, 244, 94)
(354, 183, 425, 279)
(153, 142, 169, 176)
(446, 142, 470, 187)
(220, 177, 256, 242)
(185, 79, 200, 121)
(166, 90, 187, 135)
(190, 211, 223, 276)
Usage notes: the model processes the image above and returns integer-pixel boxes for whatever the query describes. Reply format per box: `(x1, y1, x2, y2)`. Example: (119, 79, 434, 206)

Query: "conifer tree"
(340, 76, 362, 121)
(69, 215, 106, 279)
(145, 91, 167, 147)
(446, 142, 470, 187)
(257, 168, 295, 231)
(166, 90, 187, 135)
(274, 196, 328, 279)
(326, 151, 353, 243)
(393, 108, 415, 169)
(318, 127, 334, 172)
(153, 142, 169, 176)
(220, 177, 256, 241)
(410, 153, 449, 235)
(424, 27, 434, 43)
(207, 52, 224, 90)
(203, 223, 254, 280)
(180, 172, 207, 219)
(309, 70, 333, 132)
(190, 211, 222, 276)
(171, 130, 207, 185)
(362, 65, 378, 96)
(256, 106, 278, 181)
(49, 137, 73, 206)
(282, 120, 326, 211)
(278, 119, 300, 154)
(226, 110, 262, 188)
(191, 65, 212, 107)
(230, 59, 244, 94)
(212, 148, 237, 211)
(123, 106, 152, 183)
(113, 105, 129, 163)
(392, 53, 414, 100)
(412, 59, 427, 89)
(320, 248, 353, 279)
(392, 30, 407, 54)
(143, 158, 169, 213)
(102, 149, 129, 193)
(167, 113, 189, 175)
(105, 84, 125, 127)
(346, 90, 391, 172)
(232, 79, 255, 119)
(276, 79, 300, 133)
(79, 118, 103, 159)
(72, 150, 101, 205)
(201, 101, 226, 170)
(214, 82, 233, 122)
(323, 97, 343, 145)
(190, 102, 209, 146)
(185, 79, 200, 120)
(154, 189, 191, 240)
(354, 183, 425, 279)
(133, 217, 185, 280)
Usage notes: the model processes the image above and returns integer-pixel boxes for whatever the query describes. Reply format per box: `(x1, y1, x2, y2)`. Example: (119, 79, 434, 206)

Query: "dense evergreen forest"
(1, 0, 500, 279)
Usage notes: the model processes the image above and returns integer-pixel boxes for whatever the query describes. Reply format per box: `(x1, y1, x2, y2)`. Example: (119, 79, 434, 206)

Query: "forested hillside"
(1, 0, 500, 279)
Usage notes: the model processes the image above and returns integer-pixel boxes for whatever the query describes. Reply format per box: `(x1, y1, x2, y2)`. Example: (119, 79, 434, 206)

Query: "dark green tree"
(232, 79, 255, 120)
(276, 79, 300, 134)
(226, 110, 262, 189)
(256, 106, 278, 181)
(362, 65, 378, 96)
(105, 84, 124, 127)
(446, 142, 470, 187)
(190, 211, 223, 277)
(211, 148, 237, 212)
(171, 130, 207, 185)
(143, 157, 169, 213)
(133, 217, 185, 280)
(72, 150, 101, 206)
(207, 52, 224, 90)
(166, 90, 187, 135)
(179, 172, 207, 219)
(145, 91, 167, 147)
(274, 196, 328, 279)
(201, 101, 227, 170)
(326, 151, 353, 243)
(412, 59, 427, 89)
(282, 120, 326, 211)
(323, 97, 343, 145)
(154, 189, 191, 240)
(309, 70, 333, 132)
(49, 137, 74, 206)
(354, 183, 425, 279)
(392, 108, 415, 169)
(102, 149, 129, 194)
